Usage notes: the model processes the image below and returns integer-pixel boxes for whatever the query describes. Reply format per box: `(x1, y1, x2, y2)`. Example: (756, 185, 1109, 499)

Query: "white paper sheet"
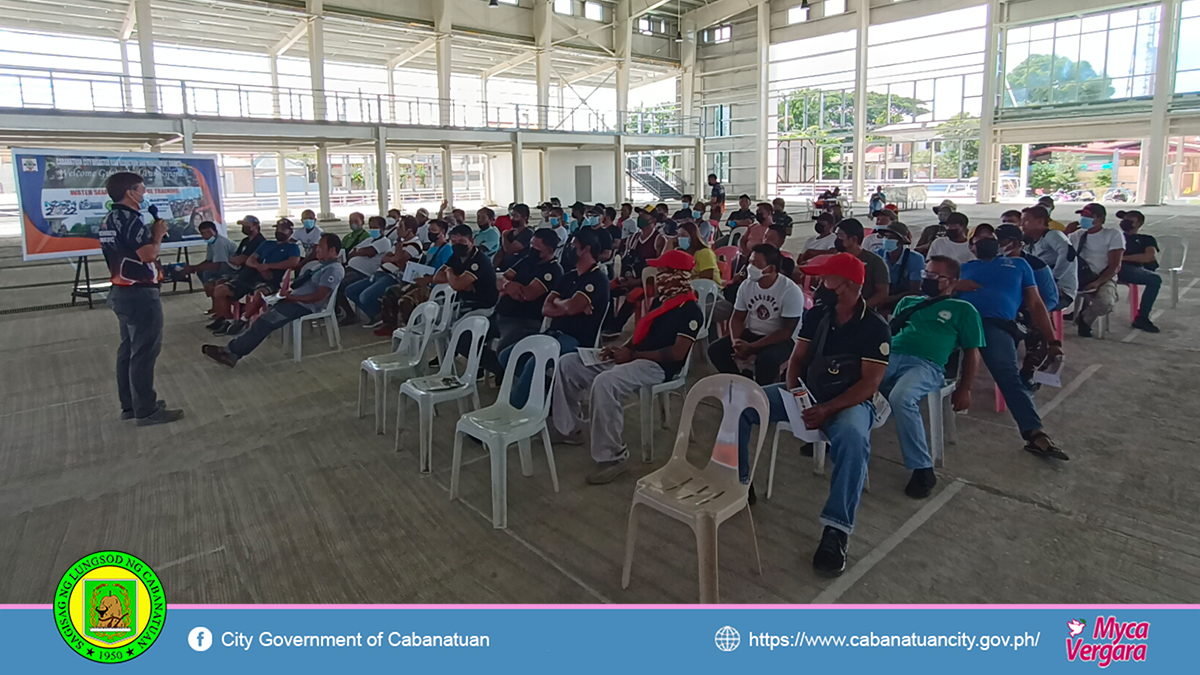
(779, 383, 823, 442)
(576, 348, 607, 367)
(402, 262, 436, 283)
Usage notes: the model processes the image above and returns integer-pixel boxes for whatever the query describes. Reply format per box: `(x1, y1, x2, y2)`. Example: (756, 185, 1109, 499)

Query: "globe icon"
(714, 625, 740, 652)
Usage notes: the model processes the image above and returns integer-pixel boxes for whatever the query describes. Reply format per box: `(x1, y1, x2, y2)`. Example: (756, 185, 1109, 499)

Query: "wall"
(546, 149, 617, 205)
(487, 150, 547, 206)
(696, 11, 762, 200)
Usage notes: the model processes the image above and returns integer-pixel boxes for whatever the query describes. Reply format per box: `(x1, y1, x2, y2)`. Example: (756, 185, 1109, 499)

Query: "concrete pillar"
(119, 40, 134, 111)
(614, 135, 626, 203)
(534, 0, 552, 129)
(269, 55, 281, 117)
(180, 120, 194, 153)
(276, 152, 290, 217)
(386, 67, 396, 123)
(133, 0, 158, 113)
(1142, 0, 1181, 205)
(316, 144, 333, 219)
(307, 0, 327, 121)
(680, 16, 697, 186)
(481, 77, 490, 126)
(391, 155, 402, 207)
(1171, 136, 1185, 200)
(512, 132, 525, 203)
(434, 0, 452, 127)
(615, 0, 632, 131)
(539, 150, 549, 203)
(376, 127, 389, 212)
(695, 136, 705, 197)
(442, 146, 454, 205)
(758, 2, 772, 200)
(1018, 143, 1031, 199)
(851, 0, 869, 203)
(1113, 148, 1122, 191)
(484, 153, 494, 205)
(1137, 138, 1152, 200)
(975, 0, 1003, 204)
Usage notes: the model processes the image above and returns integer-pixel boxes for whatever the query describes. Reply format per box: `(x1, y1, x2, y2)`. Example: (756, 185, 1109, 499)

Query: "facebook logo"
(188, 626, 213, 652)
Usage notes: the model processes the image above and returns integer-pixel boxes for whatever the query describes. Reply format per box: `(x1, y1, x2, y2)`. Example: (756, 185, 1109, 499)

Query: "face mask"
(549, 217, 560, 226)
(203, 236, 216, 245)
(350, 221, 363, 231)
(682, 201, 691, 210)
(452, 243, 470, 258)
(369, 228, 380, 238)
(746, 265, 765, 282)
(677, 236, 691, 250)
(755, 213, 766, 223)
(692, 210, 703, 220)
(1079, 216, 1094, 230)
(1119, 219, 1134, 232)
(920, 277, 942, 297)
(974, 238, 1000, 260)
(276, 231, 290, 242)
(946, 227, 963, 240)
(385, 216, 397, 228)
(938, 212, 950, 223)
(241, 226, 254, 236)
(814, 286, 838, 307)
(585, 216, 600, 227)
(833, 238, 847, 253)
(302, 219, 316, 230)
(879, 238, 898, 253)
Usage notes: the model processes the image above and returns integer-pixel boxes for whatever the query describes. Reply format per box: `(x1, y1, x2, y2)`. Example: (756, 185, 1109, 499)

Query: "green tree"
(1028, 153, 1080, 192)
(777, 89, 930, 135)
(1006, 54, 1115, 106)
(1093, 168, 1113, 189)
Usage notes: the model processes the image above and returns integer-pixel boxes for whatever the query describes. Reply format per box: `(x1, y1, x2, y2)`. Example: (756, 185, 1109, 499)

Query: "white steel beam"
(270, 19, 310, 57)
(851, 0, 868, 203)
(434, 0, 452, 127)
(615, 0, 632, 128)
(630, 0, 672, 20)
(975, 0, 1002, 204)
(133, 0, 157, 113)
(307, 0, 327, 124)
(683, 0, 765, 31)
(387, 36, 437, 68)
(482, 53, 537, 79)
(757, 1, 770, 199)
(566, 62, 617, 86)
(119, 0, 136, 41)
(535, 0, 553, 129)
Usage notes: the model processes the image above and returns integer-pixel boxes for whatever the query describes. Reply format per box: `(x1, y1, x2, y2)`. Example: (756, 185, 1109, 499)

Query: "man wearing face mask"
(429, 224, 498, 314)
(414, 207, 431, 245)
(862, 206, 897, 253)
(185, 221, 238, 290)
(562, 206, 614, 268)
(481, 229, 564, 381)
(341, 211, 370, 252)
(1068, 203, 1124, 338)
(800, 212, 839, 262)
(293, 208, 323, 261)
(551, 250, 703, 485)
(876, 222, 926, 314)
(996, 224, 1058, 388)
(474, 207, 501, 258)
(915, 199, 958, 255)
(833, 219, 890, 309)
(1114, 210, 1161, 333)
(546, 207, 570, 248)
(498, 203, 534, 268)
(210, 219, 302, 335)
(1020, 205, 1076, 311)
(336, 214, 397, 325)
(771, 198, 793, 236)
(879, 255, 984, 499)
(708, 244, 804, 385)
(925, 212, 974, 264)
(673, 195, 695, 221)
(958, 227, 1067, 460)
(736, 252, 890, 575)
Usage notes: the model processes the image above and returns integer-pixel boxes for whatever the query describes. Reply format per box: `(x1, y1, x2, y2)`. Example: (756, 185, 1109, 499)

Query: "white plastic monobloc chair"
(767, 398, 890, 500)
(1156, 234, 1189, 308)
(281, 287, 341, 362)
(392, 285, 458, 351)
(691, 277, 720, 358)
(450, 334, 562, 529)
(622, 374, 770, 604)
(925, 350, 964, 468)
(358, 300, 438, 435)
(395, 315, 491, 473)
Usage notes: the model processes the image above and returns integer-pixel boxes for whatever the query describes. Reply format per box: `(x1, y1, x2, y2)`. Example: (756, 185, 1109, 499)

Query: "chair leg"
(945, 395, 958, 446)
(659, 391, 670, 429)
(328, 316, 341, 349)
(621, 502, 641, 589)
(488, 440, 508, 529)
(767, 425, 781, 500)
(1171, 270, 1179, 308)
(292, 321, 302, 362)
(639, 387, 654, 463)
(813, 441, 826, 475)
(745, 506, 762, 576)
(419, 399, 434, 474)
(449, 430, 464, 499)
(540, 425, 559, 492)
(694, 515, 719, 604)
(357, 369, 367, 419)
(927, 391, 944, 469)
(394, 395, 406, 452)
(375, 372, 386, 435)
(517, 436, 534, 477)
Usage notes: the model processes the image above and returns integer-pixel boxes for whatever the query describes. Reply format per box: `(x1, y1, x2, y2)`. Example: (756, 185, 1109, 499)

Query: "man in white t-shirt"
(292, 209, 323, 258)
(707, 243, 805, 385)
(619, 202, 639, 245)
(336, 215, 395, 324)
(414, 208, 431, 245)
(799, 212, 838, 262)
(927, 212, 974, 265)
(1068, 203, 1125, 337)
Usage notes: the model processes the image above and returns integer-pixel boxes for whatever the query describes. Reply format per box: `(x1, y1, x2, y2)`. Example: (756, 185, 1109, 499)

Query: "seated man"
(502, 228, 610, 408)
(736, 252, 890, 576)
(1068, 203, 1124, 338)
(347, 217, 422, 329)
(185, 220, 237, 295)
(995, 224, 1058, 387)
(925, 212, 974, 264)
(915, 200, 957, 255)
(1116, 209, 1162, 333)
(762, 226, 796, 280)
(474, 207, 502, 258)
(551, 250, 702, 485)
(202, 234, 344, 367)
(481, 229, 564, 379)
(959, 227, 1067, 460)
(771, 197, 793, 236)
(379, 219, 454, 332)
(341, 211, 370, 252)
(1020, 205, 1076, 311)
(799, 212, 838, 262)
(672, 194, 695, 221)
(497, 203, 534, 268)
(708, 244, 803, 385)
(725, 194, 755, 228)
(876, 222, 925, 314)
(433, 224, 499, 314)
(205, 216, 265, 329)
(833, 218, 890, 309)
(337, 215, 396, 325)
(880, 255, 983, 499)
(210, 219, 301, 335)
(293, 208, 323, 262)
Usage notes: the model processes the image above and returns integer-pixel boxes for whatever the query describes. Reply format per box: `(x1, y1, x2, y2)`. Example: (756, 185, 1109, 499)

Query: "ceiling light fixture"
(801, 0, 810, 8)
(488, 0, 499, 7)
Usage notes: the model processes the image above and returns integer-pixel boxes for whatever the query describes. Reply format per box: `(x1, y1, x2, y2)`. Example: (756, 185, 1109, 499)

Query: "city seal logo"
(54, 551, 166, 663)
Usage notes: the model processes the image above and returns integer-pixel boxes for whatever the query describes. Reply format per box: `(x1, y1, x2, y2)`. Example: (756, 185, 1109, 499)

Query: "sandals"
(1024, 431, 1069, 461)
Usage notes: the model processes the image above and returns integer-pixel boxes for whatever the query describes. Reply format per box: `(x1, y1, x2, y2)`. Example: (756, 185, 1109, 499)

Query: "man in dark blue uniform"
(99, 172, 184, 426)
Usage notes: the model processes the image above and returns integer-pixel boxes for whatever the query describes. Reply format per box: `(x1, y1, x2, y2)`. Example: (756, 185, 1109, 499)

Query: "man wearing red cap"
(551, 250, 705, 485)
(737, 252, 891, 576)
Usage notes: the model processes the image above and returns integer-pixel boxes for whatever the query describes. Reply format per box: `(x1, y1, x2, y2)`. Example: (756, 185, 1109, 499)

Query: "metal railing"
(0, 64, 696, 136)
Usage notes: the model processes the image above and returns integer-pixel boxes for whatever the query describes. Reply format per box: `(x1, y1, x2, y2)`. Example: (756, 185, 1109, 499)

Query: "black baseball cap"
(994, 223, 1023, 242)
(1076, 203, 1106, 219)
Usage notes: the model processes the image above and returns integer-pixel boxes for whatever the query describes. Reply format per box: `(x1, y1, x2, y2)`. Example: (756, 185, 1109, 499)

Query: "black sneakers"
(135, 406, 185, 427)
(215, 319, 246, 336)
(905, 468, 937, 499)
(122, 400, 166, 421)
(206, 317, 228, 332)
(1077, 319, 1093, 338)
(1133, 316, 1161, 333)
(748, 483, 757, 506)
(813, 526, 848, 577)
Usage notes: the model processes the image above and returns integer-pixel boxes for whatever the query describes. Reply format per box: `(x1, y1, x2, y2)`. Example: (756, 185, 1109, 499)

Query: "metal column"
(1143, 0, 1182, 205)
(276, 152, 290, 217)
(512, 132, 525, 204)
(269, 55, 282, 117)
(134, 0, 158, 113)
(975, 0, 1002, 204)
(307, 0, 327, 122)
(434, 0, 452, 127)
(615, 0, 632, 131)
(534, 0, 552, 129)
(851, 0, 870, 203)
(316, 144, 333, 219)
(442, 146, 454, 206)
(757, 1, 772, 200)
(376, 128, 389, 213)
(680, 16, 697, 186)
(614, 135, 626, 204)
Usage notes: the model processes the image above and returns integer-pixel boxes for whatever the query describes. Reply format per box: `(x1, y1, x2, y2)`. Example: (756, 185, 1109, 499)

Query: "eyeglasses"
(923, 272, 955, 283)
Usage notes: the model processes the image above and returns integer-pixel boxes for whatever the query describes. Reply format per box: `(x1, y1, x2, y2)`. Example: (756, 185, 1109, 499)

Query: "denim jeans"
(879, 353, 946, 470)
(738, 383, 875, 535)
(979, 322, 1042, 439)
(227, 302, 312, 358)
(1118, 264, 1161, 321)
(347, 272, 396, 321)
(108, 285, 163, 418)
(500, 332, 580, 408)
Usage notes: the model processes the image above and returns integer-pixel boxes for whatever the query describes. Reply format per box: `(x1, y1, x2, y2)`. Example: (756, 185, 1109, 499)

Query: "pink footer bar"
(3, 604, 1199, 610)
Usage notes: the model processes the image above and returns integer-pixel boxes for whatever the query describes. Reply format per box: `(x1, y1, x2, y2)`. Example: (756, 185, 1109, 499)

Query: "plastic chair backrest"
(610, 253, 622, 280)
(667, 374, 770, 481)
(729, 230, 743, 248)
(691, 278, 720, 335)
(592, 302, 610, 348)
(397, 301, 438, 361)
(1157, 234, 1187, 273)
(434, 315, 490, 383)
(429, 285, 458, 331)
(715, 246, 739, 263)
(316, 278, 340, 316)
(495, 335, 560, 417)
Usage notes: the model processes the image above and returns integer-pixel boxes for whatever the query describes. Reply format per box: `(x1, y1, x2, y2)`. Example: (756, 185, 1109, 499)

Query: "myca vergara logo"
(54, 551, 166, 664)
(1065, 616, 1149, 668)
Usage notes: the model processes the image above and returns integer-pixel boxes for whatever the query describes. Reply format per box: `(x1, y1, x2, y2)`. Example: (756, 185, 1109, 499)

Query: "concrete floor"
(1, 203, 1198, 604)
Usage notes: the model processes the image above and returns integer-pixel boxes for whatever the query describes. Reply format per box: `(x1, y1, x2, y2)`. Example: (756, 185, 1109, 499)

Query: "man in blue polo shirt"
(959, 227, 1067, 461)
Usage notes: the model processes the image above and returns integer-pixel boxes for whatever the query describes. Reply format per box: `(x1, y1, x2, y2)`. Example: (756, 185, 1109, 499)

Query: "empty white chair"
(450, 335, 561, 529)
(393, 285, 457, 352)
(358, 300, 438, 435)
(1157, 234, 1188, 308)
(690, 278, 720, 361)
(395, 315, 490, 473)
(622, 374, 770, 603)
(281, 286, 341, 362)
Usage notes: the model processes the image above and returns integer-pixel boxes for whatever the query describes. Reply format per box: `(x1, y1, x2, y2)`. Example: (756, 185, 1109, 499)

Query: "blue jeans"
(228, 302, 312, 358)
(500, 332, 580, 408)
(346, 272, 395, 321)
(1118, 264, 1161, 320)
(979, 322, 1042, 438)
(879, 354, 946, 470)
(738, 383, 875, 535)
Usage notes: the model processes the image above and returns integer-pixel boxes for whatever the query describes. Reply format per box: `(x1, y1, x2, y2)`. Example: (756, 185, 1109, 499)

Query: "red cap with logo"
(798, 252, 866, 286)
(646, 249, 696, 271)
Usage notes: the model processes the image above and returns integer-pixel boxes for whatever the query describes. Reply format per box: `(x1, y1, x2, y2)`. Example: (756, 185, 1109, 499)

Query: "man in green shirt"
(880, 255, 985, 499)
(341, 212, 370, 252)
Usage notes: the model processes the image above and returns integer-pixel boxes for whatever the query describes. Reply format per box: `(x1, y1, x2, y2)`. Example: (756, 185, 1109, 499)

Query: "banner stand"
(169, 247, 195, 295)
(69, 256, 111, 310)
